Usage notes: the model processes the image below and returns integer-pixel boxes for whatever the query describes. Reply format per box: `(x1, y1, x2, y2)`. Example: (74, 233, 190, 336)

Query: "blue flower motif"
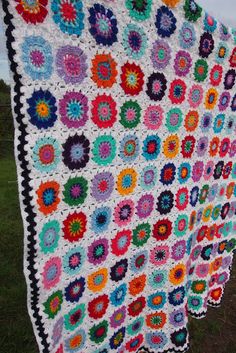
(146, 331, 168, 350)
(21, 36, 53, 80)
(190, 186, 199, 206)
(204, 13, 217, 33)
(178, 21, 196, 49)
(119, 134, 140, 162)
(130, 250, 149, 273)
(88, 3, 118, 46)
(63, 246, 85, 275)
(110, 283, 127, 306)
(51, 0, 85, 35)
(178, 163, 191, 184)
(122, 23, 147, 60)
(147, 291, 166, 310)
(65, 329, 86, 351)
(91, 206, 111, 233)
(27, 89, 57, 129)
(200, 113, 212, 132)
(32, 137, 61, 173)
(142, 135, 161, 160)
(39, 220, 60, 254)
(155, 6, 177, 38)
(168, 286, 185, 306)
(140, 165, 158, 190)
(213, 114, 225, 133)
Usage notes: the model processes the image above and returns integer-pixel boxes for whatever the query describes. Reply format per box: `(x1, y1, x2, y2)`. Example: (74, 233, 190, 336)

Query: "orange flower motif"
(163, 134, 180, 159)
(189, 210, 196, 231)
(209, 136, 220, 156)
(87, 268, 108, 293)
(36, 180, 60, 215)
(162, 0, 180, 7)
(169, 263, 186, 285)
(226, 182, 235, 199)
(205, 88, 218, 110)
(116, 168, 137, 196)
(146, 311, 167, 329)
(91, 53, 118, 88)
(184, 110, 199, 132)
(129, 274, 146, 296)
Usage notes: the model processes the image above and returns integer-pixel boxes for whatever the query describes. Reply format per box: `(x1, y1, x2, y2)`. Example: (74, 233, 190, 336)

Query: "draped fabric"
(1, 0, 236, 352)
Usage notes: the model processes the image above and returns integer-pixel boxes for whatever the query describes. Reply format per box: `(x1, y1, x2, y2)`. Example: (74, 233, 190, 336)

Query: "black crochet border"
(1, 1, 49, 352)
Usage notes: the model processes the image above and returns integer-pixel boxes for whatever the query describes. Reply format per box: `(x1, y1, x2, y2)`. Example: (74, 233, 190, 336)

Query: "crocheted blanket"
(1, 0, 236, 352)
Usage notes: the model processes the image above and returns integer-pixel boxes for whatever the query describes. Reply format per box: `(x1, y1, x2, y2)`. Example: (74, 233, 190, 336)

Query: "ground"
(0, 156, 236, 353)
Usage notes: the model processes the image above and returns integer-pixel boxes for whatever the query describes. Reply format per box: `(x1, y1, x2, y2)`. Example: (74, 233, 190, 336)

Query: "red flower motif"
(120, 62, 144, 96)
(210, 287, 222, 302)
(210, 65, 223, 86)
(181, 135, 196, 158)
(63, 212, 87, 242)
(15, 0, 48, 24)
(128, 296, 146, 317)
(152, 219, 172, 241)
(91, 94, 117, 128)
(88, 294, 109, 319)
(125, 334, 144, 351)
(197, 225, 209, 242)
(169, 79, 186, 104)
(175, 187, 189, 211)
(229, 47, 236, 67)
(111, 229, 132, 256)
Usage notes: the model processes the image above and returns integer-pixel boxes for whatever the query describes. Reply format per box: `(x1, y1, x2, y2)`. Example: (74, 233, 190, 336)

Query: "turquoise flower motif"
(166, 107, 183, 132)
(51, 0, 85, 36)
(92, 135, 116, 166)
(21, 36, 53, 80)
(32, 137, 60, 173)
(215, 42, 229, 64)
(142, 135, 161, 160)
(65, 329, 86, 351)
(148, 269, 167, 288)
(188, 295, 203, 311)
(39, 220, 60, 254)
(213, 114, 225, 133)
(122, 23, 147, 60)
(63, 246, 85, 275)
(204, 13, 217, 33)
(222, 221, 233, 237)
(64, 303, 86, 331)
(140, 165, 157, 190)
(178, 163, 191, 184)
(174, 214, 189, 237)
(147, 291, 166, 310)
(91, 206, 111, 233)
(127, 316, 144, 336)
(110, 283, 127, 307)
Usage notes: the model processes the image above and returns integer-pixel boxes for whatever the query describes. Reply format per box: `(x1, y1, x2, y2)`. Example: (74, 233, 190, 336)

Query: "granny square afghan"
(1, 0, 236, 352)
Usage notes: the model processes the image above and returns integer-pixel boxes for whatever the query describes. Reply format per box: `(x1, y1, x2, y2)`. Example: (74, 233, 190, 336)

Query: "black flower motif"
(146, 72, 167, 101)
(62, 134, 90, 170)
(199, 32, 214, 58)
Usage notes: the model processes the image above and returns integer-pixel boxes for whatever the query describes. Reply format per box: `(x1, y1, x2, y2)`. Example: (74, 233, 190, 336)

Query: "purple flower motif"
(218, 91, 231, 111)
(110, 305, 126, 328)
(169, 308, 186, 327)
(136, 194, 154, 219)
(87, 238, 109, 265)
(174, 50, 192, 77)
(196, 136, 208, 157)
(221, 256, 232, 269)
(59, 91, 88, 128)
(219, 24, 231, 41)
(52, 317, 63, 347)
(192, 161, 204, 182)
(151, 39, 171, 70)
(56, 45, 88, 84)
(91, 171, 114, 202)
(208, 183, 218, 202)
(171, 240, 186, 261)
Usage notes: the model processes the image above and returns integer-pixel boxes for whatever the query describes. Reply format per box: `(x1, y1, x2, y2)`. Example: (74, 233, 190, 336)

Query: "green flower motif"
(132, 222, 151, 247)
(194, 59, 208, 82)
(39, 220, 60, 254)
(174, 214, 188, 237)
(226, 238, 236, 252)
(125, 0, 152, 21)
(120, 100, 141, 128)
(191, 280, 206, 294)
(122, 23, 147, 59)
(211, 204, 221, 220)
(64, 303, 86, 331)
(166, 108, 183, 132)
(127, 316, 144, 336)
(199, 184, 209, 204)
(184, 0, 202, 22)
(148, 269, 167, 289)
(92, 135, 116, 166)
(63, 176, 88, 206)
(188, 295, 203, 311)
(43, 290, 63, 319)
(89, 320, 108, 343)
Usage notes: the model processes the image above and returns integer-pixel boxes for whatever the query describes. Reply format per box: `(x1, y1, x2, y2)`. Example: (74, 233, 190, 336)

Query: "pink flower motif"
(204, 161, 214, 180)
(144, 105, 163, 130)
(114, 199, 134, 226)
(150, 245, 169, 266)
(136, 194, 154, 219)
(42, 256, 62, 290)
(188, 84, 203, 108)
(195, 263, 209, 278)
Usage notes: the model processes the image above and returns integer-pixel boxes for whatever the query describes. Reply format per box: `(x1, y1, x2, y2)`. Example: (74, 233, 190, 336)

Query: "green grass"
(0, 156, 236, 353)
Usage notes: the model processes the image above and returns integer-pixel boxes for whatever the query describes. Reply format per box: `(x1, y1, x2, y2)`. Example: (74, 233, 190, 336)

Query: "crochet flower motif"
(91, 53, 118, 88)
(15, 0, 48, 24)
(62, 134, 90, 170)
(59, 91, 88, 128)
(120, 62, 144, 96)
(155, 6, 177, 38)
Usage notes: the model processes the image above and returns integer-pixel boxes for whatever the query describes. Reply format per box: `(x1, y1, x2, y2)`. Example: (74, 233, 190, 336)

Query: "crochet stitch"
(1, 0, 236, 352)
